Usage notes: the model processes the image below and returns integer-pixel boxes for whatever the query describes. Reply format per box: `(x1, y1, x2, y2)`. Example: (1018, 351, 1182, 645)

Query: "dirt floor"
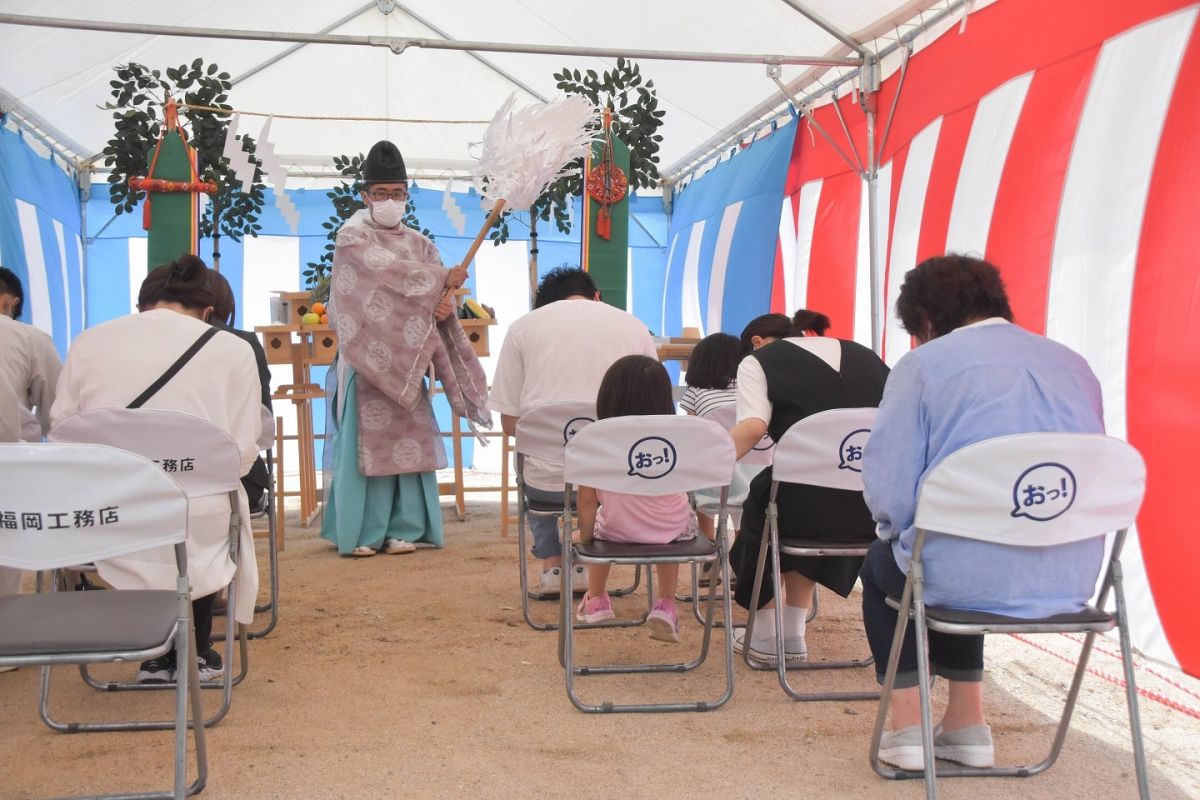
(3, 490, 1199, 800)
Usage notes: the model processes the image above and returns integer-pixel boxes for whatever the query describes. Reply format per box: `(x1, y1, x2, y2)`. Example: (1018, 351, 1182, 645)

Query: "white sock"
(783, 605, 808, 641)
(750, 608, 777, 646)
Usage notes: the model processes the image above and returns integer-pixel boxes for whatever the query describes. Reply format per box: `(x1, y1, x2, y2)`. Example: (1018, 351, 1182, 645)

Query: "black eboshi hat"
(362, 140, 408, 184)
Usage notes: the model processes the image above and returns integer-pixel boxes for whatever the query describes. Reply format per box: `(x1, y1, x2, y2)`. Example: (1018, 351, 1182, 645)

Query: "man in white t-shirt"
(0, 267, 62, 617)
(490, 267, 657, 596)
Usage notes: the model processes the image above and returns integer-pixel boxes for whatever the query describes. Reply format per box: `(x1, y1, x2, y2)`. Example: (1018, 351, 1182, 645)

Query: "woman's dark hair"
(896, 254, 1013, 340)
(738, 313, 792, 356)
(596, 355, 675, 419)
(207, 269, 236, 326)
(533, 266, 598, 309)
(137, 254, 215, 313)
(685, 332, 741, 390)
(791, 308, 831, 336)
(0, 267, 25, 319)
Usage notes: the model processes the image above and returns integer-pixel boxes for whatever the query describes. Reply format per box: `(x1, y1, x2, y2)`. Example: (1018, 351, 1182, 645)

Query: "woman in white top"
(51, 255, 261, 683)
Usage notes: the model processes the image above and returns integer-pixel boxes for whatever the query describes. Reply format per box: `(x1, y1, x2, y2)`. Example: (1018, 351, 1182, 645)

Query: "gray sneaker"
(877, 725, 926, 771)
(934, 723, 994, 767)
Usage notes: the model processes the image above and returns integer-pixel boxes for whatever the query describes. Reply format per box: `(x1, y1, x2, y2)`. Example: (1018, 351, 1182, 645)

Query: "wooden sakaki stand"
(256, 290, 497, 535)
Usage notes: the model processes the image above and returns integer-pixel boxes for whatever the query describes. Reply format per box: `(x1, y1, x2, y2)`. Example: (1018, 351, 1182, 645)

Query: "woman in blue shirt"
(862, 255, 1105, 771)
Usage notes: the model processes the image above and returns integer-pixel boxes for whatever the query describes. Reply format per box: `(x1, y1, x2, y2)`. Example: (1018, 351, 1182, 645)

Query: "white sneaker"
(878, 725, 926, 771)
(732, 628, 807, 663)
(530, 567, 563, 598)
(571, 565, 588, 595)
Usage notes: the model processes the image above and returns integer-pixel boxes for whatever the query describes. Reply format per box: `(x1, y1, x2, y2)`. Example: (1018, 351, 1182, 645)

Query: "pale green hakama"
(321, 365, 444, 553)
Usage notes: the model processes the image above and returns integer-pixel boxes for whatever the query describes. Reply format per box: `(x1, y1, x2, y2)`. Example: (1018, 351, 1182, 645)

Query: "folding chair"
(0, 442, 207, 799)
(47, 408, 250, 727)
(677, 403, 776, 620)
(514, 400, 641, 631)
(868, 433, 1149, 799)
(742, 407, 879, 702)
(560, 414, 737, 713)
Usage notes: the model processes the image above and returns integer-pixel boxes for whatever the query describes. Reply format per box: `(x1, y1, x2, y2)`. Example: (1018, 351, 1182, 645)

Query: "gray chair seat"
(885, 595, 1115, 632)
(526, 496, 574, 514)
(777, 537, 873, 554)
(576, 537, 717, 562)
(0, 591, 177, 657)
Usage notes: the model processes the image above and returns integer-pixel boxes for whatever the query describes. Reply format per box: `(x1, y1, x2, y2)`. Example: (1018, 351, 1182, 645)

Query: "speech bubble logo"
(626, 436, 677, 479)
(752, 433, 775, 452)
(837, 428, 870, 472)
(1011, 462, 1077, 521)
(562, 416, 595, 446)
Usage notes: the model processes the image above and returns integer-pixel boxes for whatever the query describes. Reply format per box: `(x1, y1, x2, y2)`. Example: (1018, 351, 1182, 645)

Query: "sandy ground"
(3, 492, 1199, 800)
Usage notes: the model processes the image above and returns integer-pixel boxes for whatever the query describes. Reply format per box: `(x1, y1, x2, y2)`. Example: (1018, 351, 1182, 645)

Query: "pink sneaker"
(647, 598, 680, 642)
(576, 592, 615, 623)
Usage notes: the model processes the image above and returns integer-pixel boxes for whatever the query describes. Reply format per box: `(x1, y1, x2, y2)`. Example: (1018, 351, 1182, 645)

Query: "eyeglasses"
(367, 188, 409, 202)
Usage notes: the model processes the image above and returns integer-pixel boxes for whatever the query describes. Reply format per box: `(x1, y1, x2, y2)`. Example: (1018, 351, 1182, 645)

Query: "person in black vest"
(727, 312, 889, 662)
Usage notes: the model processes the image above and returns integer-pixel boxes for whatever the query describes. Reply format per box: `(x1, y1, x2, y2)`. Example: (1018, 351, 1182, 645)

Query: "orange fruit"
(311, 301, 326, 315)
(320, 314, 329, 324)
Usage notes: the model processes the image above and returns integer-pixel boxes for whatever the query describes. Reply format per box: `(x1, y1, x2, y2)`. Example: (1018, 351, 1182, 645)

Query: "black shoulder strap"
(128, 327, 220, 409)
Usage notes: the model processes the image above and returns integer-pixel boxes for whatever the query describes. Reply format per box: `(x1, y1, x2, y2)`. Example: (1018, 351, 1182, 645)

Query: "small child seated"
(575, 355, 698, 643)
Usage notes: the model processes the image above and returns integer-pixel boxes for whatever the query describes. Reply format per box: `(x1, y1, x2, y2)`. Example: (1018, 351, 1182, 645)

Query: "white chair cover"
(914, 432, 1146, 546)
(770, 407, 877, 491)
(50, 408, 242, 497)
(564, 415, 736, 496)
(0, 442, 188, 571)
(702, 403, 775, 465)
(514, 399, 598, 466)
(49, 407, 258, 623)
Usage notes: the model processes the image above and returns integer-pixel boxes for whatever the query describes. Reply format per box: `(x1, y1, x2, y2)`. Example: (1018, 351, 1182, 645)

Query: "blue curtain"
(0, 123, 83, 357)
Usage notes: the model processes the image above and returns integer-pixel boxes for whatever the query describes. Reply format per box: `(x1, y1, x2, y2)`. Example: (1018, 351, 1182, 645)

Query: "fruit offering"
(301, 312, 321, 325)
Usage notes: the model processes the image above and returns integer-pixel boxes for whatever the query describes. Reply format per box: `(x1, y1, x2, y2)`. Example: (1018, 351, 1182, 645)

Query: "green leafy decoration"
(102, 60, 266, 245)
(488, 57, 664, 245)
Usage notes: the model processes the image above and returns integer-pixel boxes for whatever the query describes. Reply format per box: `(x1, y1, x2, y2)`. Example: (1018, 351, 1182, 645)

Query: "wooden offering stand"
(256, 292, 333, 534)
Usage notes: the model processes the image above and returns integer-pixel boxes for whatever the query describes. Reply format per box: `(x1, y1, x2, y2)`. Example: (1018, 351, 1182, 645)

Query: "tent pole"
(392, 3, 550, 104)
(0, 13, 861, 69)
(665, 0, 971, 183)
(776, 0, 868, 56)
(79, 166, 90, 333)
(863, 57, 884, 356)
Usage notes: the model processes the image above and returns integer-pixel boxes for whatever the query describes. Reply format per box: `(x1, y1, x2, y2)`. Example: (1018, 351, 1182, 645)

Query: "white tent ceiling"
(0, 0, 968, 181)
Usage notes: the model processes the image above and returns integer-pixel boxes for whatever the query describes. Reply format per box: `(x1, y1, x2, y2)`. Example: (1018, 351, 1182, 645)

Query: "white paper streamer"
(221, 113, 258, 192)
(472, 93, 597, 211)
(254, 116, 299, 234)
(441, 180, 467, 236)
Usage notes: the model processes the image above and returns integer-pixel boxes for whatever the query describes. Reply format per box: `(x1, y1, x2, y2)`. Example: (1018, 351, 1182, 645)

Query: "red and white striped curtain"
(775, 0, 1200, 677)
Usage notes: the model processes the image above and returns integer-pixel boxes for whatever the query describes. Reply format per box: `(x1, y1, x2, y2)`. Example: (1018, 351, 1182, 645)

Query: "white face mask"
(369, 198, 405, 228)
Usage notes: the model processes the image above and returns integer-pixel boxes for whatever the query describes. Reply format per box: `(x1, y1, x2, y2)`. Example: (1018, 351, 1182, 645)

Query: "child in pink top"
(575, 355, 700, 642)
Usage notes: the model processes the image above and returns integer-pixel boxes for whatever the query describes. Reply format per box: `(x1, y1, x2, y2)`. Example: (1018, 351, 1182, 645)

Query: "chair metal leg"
(247, 496, 280, 639)
(32, 614, 209, 798)
(912, 581, 939, 798)
(1112, 562, 1151, 800)
(59, 585, 243, 731)
(869, 575, 916, 780)
(519, 497, 641, 632)
(741, 511, 876, 699)
(561, 505, 736, 714)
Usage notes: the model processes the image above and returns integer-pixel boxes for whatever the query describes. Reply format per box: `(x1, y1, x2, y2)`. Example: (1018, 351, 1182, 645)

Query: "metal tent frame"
(0, 0, 973, 352)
